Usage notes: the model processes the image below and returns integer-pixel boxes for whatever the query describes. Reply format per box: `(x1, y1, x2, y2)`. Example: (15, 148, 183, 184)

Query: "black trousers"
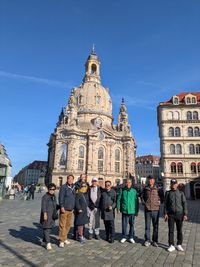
(144, 210, 159, 242)
(168, 214, 183, 246)
(104, 220, 115, 239)
(43, 228, 51, 243)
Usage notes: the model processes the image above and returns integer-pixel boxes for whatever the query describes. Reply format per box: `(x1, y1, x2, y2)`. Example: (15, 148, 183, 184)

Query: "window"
(189, 144, 195, 154)
(191, 163, 197, 174)
(193, 111, 198, 120)
(60, 143, 68, 167)
(186, 97, 191, 104)
(58, 177, 63, 187)
(171, 162, 176, 173)
(173, 97, 179, 105)
(196, 144, 200, 154)
(167, 112, 173, 120)
(98, 147, 104, 172)
(177, 162, 183, 173)
(187, 111, 192, 120)
(78, 146, 85, 171)
(194, 127, 200, 137)
(173, 111, 180, 120)
(115, 149, 120, 173)
(188, 127, 193, 137)
(198, 163, 200, 173)
(170, 144, 175, 154)
(176, 144, 182, 154)
(175, 127, 180, 137)
(91, 64, 97, 74)
(96, 95, 101, 104)
(169, 127, 174, 137)
(192, 97, 196, 104)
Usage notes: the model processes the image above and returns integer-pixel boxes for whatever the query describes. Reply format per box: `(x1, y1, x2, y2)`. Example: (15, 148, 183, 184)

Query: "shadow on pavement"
(0, 239, 38, 267)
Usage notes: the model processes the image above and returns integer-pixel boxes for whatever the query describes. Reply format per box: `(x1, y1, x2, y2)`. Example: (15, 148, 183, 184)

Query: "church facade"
(46, 49, 136, 186)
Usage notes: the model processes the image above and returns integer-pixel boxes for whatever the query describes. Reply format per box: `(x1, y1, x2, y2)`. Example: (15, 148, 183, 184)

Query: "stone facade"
(157, 92, 200, 199)
(46, 49, 136, 187)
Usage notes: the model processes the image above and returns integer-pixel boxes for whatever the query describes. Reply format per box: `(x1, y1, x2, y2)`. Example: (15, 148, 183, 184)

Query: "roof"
(159, 92, 200, 106)
(27, 160, 47, 170)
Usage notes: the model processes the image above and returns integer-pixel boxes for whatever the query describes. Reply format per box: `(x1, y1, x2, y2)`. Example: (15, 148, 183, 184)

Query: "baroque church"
(46, 48, 136, 187)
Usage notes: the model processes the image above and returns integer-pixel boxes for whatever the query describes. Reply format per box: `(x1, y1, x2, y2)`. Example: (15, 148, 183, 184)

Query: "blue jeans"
(122, 213, 135, 239)
(144, 210, 159, 242)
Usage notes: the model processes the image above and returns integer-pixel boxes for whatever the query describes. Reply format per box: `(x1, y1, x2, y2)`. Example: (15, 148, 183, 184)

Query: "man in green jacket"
(117, 179, 139, 243)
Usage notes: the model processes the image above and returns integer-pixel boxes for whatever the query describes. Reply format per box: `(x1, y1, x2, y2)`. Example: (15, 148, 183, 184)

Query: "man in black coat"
(100, 180, 116, 243)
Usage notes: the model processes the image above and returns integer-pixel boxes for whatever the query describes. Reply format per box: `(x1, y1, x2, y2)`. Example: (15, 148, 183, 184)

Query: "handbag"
(52, 209, 59, 220)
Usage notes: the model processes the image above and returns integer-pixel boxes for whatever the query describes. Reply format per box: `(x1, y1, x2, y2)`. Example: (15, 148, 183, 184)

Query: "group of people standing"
(40, 174, 188, 253)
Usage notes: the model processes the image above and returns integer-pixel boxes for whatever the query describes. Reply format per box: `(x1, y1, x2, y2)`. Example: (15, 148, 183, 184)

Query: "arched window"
(98, 147, 104, 172)
(186, 97, 191, 104)
(115, 149, 120, 173)
(169, 144, 175, 154)
(192, 97, 196, 104)
(191, 162, 197, 174)
(176, 144, 182, 154)
(173, 111, 180, 120)
(167, 112, 173, 120)
(175, 127, 180, 137)
(169, 127, 174, 137)
(60, 143, 68, 167)
(196, 144, 200, 154)
(171, 162, 176, 173)
(78, 146, 85, 171)
(198, 163, 200, 173)
(91, 64, 97, 74)
(189, 144, 195, 154)
(188, 127, 193, 137)
(58, 177, 63, 187)
(193, 111, 199, 120)
(173, 97, 179, 105)
(177, 162, 183, 174)
(187, 111, 192, 120)
(96, 95, 101, 104)
(194, 127, 200, 137)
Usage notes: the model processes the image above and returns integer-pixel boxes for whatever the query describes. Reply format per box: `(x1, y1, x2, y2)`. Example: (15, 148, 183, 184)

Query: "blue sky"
(1, 0, 200, 176)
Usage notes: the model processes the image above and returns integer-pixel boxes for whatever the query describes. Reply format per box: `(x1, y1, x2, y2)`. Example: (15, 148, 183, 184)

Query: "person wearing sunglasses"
(40, 183, 58, 250)
(74, 182, 89, 244)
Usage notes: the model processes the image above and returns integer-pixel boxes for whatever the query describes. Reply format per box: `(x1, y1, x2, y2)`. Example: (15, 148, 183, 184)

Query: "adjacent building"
(14, 160, 47, 186)
(46, 48, 136, 187)
(0, 143, 12, 199)
(135, 155, 161, 185)
(157, 92, 200, 199)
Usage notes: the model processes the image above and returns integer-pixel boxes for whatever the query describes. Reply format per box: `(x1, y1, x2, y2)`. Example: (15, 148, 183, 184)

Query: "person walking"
(117, 179, 139, 244)
(141, 175, 164, 247)
(40, 183, 58, 250)
(74, 182, 89, 244)
(29, 184, 36, 200)
(58, 174, 76, 248)
(88, 177, 101, 240)
(100, 180, 116, 243)
(164, 179, 188, 252)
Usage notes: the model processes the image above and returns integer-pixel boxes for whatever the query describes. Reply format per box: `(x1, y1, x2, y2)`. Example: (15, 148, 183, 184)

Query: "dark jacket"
(29, 184, 36, 193)
(59, 183, 75, 211)
(141, 185, 164, 211)
(75, 180, 90, 190)
(100, 189, 116, 221)
(117, 187, 139, 214)
(75, 192, 89, 226)
(88, 186, 101, 210)
(40, 193, 57, 229)
(164, 189, 188, 216)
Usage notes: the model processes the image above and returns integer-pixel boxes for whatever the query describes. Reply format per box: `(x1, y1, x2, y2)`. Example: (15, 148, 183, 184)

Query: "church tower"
(46, 49, 136, 187)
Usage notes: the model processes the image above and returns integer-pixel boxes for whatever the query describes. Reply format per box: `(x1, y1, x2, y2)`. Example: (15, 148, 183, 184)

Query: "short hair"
(48, 183, 56, 190)
(67, 174, 74, 180)
(105, 180, 111, 185)
(147, 175, 154, 179)
(126, 178, 132, 183)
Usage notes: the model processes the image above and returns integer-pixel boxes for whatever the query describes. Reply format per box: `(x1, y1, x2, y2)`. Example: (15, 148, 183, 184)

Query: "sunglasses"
(81, 185, 87, 188)
(49, 188, 55, 191)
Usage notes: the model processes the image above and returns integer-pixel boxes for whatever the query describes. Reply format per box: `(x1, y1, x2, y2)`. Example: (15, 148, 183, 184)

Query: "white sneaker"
(120, 238, 127, 243)
(167, 245, 176, 252)
(46, 243, 52, 250)
(129, 238, 135, 244)
(144, 241, 151, 247)
(64, 239, 70, 245)
(176, 245, 184, 251)
(59, 242, 65, 248)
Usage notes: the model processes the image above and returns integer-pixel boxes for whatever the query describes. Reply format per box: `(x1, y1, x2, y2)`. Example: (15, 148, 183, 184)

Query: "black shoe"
(88, 234, 93, 240)
(109, 238, 114, 243)
(152, 242, 158, 247)
(95, 235, 100, 240)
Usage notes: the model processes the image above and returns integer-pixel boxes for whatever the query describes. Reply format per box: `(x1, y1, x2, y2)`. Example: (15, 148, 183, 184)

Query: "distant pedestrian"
(164, 179, 188, 252)
(40, 183, 58, 250)
(74, 182, 89, 244)
(117, 179, 139, 244)
(58, 174, 76, 248)
(88, 177, 101, 240)
(28, 184, 36, 200)
(100, 181, 116, 243)
(141, 175, 164, 247)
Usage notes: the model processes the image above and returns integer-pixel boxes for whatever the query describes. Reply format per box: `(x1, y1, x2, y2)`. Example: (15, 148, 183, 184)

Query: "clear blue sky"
(1, 0, 200, 176)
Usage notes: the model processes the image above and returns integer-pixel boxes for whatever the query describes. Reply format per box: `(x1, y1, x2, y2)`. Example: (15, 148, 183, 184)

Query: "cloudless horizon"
(1, 0, 200, 176)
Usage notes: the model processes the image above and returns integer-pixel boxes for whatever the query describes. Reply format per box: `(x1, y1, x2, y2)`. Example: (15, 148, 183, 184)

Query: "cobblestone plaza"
(0, 194, 200, 267)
